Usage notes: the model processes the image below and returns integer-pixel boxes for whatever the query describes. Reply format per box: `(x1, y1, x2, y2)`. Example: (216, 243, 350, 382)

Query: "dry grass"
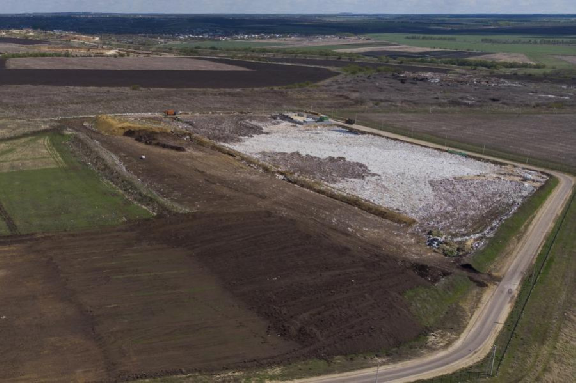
(470, 53, 534, 64)
(335, 45, 442, 53)
(95, 115, 174, 136)
(554, 55, 576, 65)
(0, 119, 55, 139)
(0, 135, 64, 173)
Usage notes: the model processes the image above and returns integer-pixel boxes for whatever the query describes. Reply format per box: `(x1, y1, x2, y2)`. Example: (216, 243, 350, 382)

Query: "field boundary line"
(44, 135, 66, 168)
(0, 201, 19, 235)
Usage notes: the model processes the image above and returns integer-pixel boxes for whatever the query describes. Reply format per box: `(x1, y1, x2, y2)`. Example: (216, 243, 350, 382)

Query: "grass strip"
(490, 189, 576, 380)
(0, 132, 151, 235)
(404, 274, 474, 328)
(70, 131, 188, 214)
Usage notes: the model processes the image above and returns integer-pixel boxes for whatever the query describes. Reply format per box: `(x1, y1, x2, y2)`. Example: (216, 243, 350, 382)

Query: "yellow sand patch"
(0, 136, 64, 173)
(95, 115, 174, 136)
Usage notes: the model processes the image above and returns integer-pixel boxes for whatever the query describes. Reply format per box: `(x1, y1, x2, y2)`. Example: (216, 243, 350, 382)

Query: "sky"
(0, 0, 574, 15)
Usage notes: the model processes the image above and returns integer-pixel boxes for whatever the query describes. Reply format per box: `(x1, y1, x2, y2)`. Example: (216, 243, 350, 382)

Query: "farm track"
(0, 201, 18, 234)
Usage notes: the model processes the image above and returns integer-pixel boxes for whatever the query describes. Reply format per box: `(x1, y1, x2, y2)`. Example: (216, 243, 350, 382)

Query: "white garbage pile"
(225, 120, 543, 237)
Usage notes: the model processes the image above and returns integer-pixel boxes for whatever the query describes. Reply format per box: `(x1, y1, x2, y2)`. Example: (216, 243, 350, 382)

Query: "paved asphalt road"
(294, 123, 575, 383)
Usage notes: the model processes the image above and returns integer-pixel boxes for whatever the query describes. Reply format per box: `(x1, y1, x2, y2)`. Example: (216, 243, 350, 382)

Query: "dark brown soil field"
(0, 58, 336, 88)
(0, 126, 462, 381)
(0, 212, 427, 381)
(0, 37, 48, 45)
(359, 112, 576, 170)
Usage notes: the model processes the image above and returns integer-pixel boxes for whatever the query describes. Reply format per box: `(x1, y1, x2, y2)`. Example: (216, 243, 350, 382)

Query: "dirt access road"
(291, 124, 575, 383)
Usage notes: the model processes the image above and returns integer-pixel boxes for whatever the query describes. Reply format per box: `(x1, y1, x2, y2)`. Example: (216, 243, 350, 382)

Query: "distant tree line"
(480, 38, 576, 45)
(406, 35, 457, 41)
(176, 45, 365, 60)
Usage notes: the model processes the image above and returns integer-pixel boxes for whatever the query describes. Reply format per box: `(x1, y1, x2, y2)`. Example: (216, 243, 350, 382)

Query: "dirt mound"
(260, 151, 375, 183)
(124, 130, 186, 152)
(95, 115, 172, 136)
(181, 115, 266, 143)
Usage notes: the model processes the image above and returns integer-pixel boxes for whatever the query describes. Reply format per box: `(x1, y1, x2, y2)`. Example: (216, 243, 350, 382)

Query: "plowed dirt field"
(0, 126, 454, 381)
(0, 58, 336, 88)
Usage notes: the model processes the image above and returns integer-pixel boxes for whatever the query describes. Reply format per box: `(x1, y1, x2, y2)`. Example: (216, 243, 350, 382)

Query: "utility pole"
(482, 144, 486, 155)
(374, 361, 380, 383)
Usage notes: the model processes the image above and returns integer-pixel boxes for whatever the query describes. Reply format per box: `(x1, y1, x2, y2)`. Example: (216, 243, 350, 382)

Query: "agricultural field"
(356, 113, 576, 172)
(366, 33, 576, 69)
(0, 132, 150, 235)
(5, 57, 251, 71)
(0, 57, 335, 88)
(0, 209, 429, 381)
(0, 37, 48, 45)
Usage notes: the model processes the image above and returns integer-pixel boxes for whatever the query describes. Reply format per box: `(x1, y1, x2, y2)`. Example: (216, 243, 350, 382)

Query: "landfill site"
(0, 111, 550, 381)
(181, 113, 546, 248)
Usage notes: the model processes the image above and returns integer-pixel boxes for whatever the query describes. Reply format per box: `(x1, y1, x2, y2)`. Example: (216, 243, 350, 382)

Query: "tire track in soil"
(0, 201, 19, 235)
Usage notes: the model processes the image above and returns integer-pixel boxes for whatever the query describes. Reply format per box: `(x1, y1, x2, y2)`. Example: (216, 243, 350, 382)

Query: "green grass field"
(366, 33, 576, 69)
(0, 217, 8, 235)
(0, 132, 151, 235)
